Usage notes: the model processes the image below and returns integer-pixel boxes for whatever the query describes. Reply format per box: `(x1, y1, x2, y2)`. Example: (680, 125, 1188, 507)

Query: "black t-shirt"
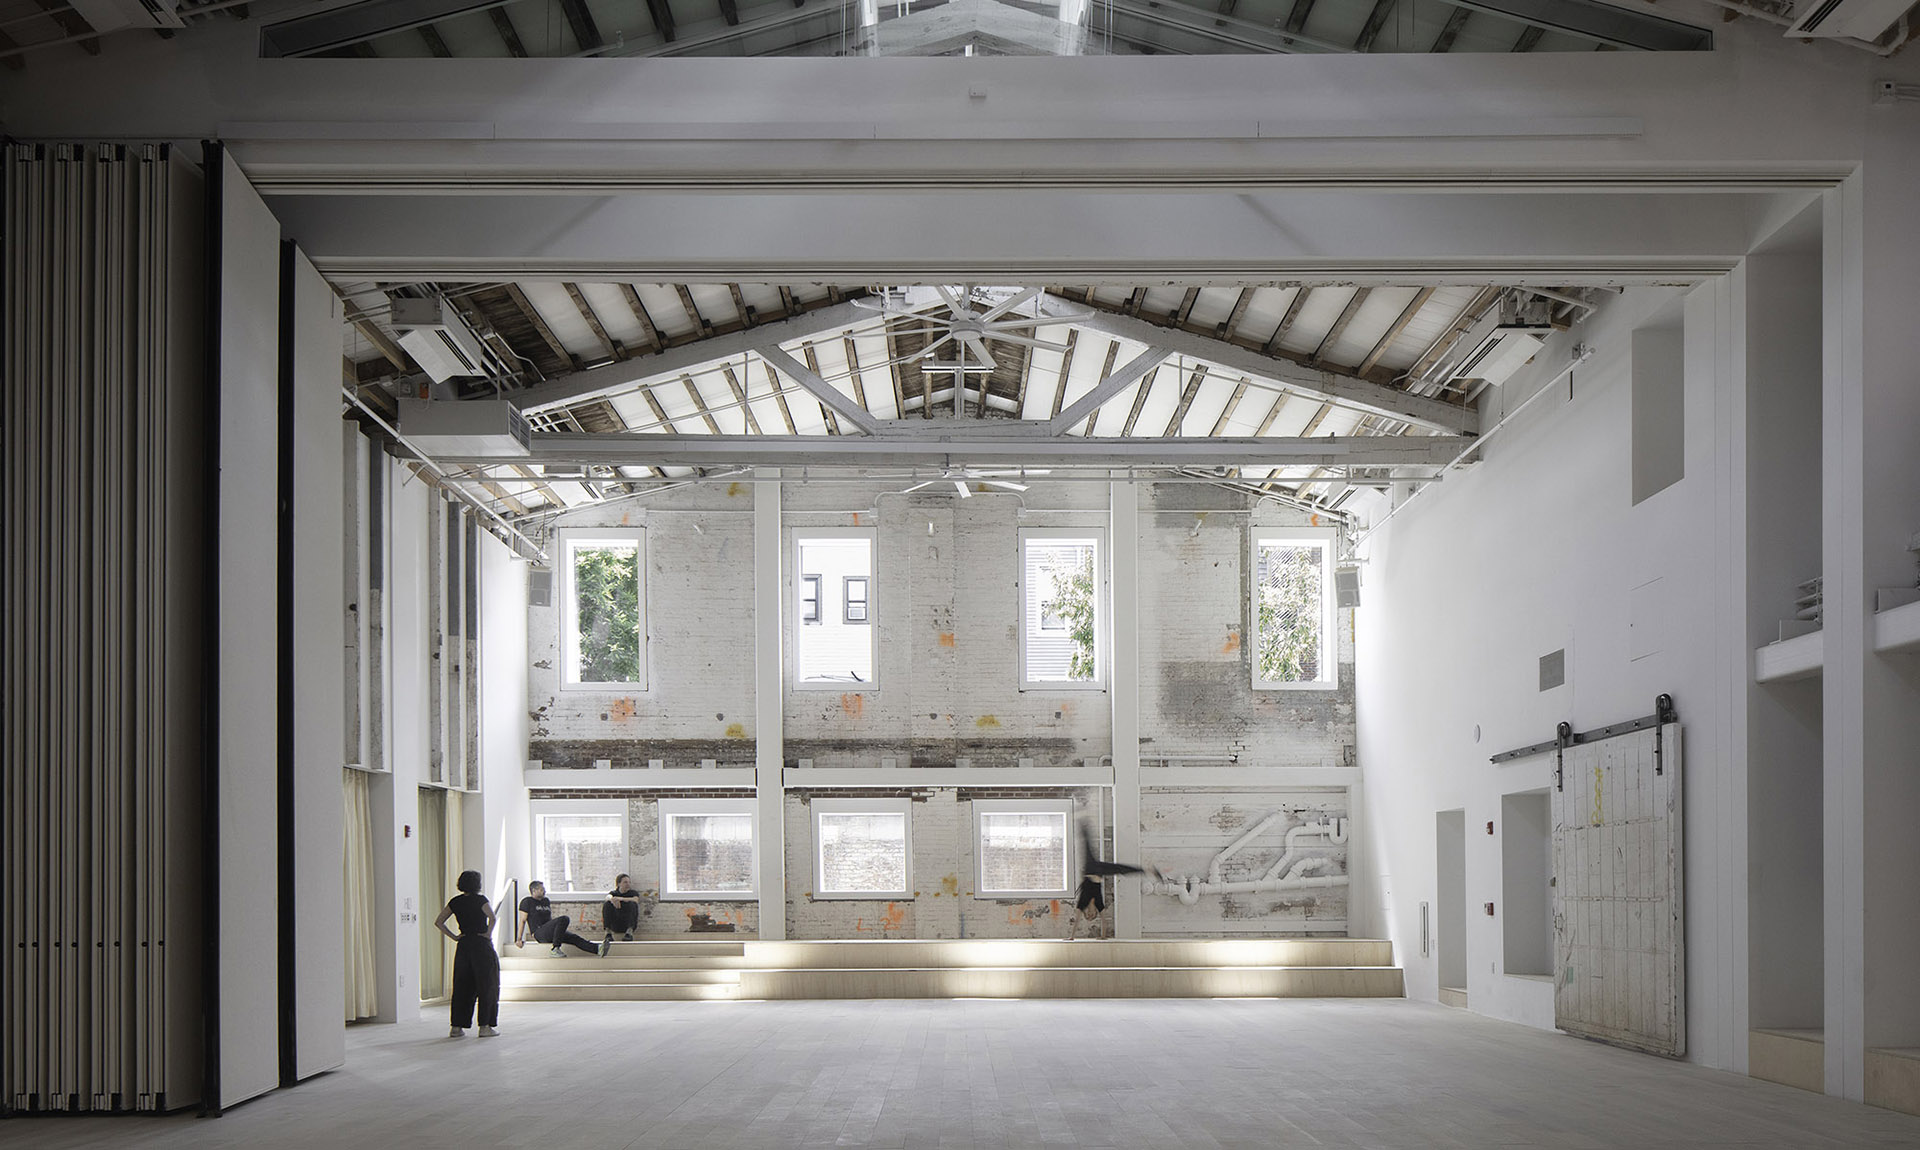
(447, 892, 491, 936)
(519, 895, 552, 931)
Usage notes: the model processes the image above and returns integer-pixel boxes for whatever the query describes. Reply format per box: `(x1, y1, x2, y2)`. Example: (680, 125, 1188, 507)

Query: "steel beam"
(1039, 293, 1478, 434)
(435, 432, 1472, 469)
(1047, 344, 1171, 435)
(758, 345, 880, 435)
(1451, 0, 1708, 50)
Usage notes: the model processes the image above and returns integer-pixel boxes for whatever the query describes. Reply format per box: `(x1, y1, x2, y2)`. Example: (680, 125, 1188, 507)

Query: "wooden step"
(501, 982, 737, 1002)
(501, 955, 751, 972)
(502, 967, 740, 987)
(741, 938, 1393, 970)
(736, 964, 1405, 1000)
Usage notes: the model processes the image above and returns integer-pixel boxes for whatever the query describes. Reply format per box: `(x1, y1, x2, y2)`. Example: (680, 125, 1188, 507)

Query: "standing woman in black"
(433, 870, 501, 1038)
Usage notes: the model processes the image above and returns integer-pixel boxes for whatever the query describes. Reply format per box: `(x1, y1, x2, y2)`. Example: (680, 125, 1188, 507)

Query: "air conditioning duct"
(390, 296, 493, 383)
(398, 399, 533, 458)
(1435, 296, 1555, 389)
(1786, 0, 1914, 40)
(66, 0, 183, 31)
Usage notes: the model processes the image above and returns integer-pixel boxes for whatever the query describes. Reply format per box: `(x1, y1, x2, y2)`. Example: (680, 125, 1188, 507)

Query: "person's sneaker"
(449, 1026, 464, 1038)
(550, 945, 566, 957)
(622, 932, 634, 941)
(598, 938, 612, 957)
(478, 1026, 498, 1038)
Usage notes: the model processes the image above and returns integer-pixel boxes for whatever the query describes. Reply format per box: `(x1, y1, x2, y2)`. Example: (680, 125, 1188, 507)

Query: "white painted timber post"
(754, 469, 786, 940)
(1110, 481, 1142, 939)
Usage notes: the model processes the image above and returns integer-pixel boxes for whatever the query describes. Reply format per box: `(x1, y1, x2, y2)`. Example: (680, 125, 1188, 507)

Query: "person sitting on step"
(516, 880, 608, 957)
(603, 873, 645, 944)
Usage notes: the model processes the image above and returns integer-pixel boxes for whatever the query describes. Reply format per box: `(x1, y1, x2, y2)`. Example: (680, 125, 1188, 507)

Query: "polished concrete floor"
(15, 998, 1920, 1149)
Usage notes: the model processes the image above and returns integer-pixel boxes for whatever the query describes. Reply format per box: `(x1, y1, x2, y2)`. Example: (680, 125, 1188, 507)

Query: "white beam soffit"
(432, 433, 1474, 469)
(1036, 294, 1477, 435)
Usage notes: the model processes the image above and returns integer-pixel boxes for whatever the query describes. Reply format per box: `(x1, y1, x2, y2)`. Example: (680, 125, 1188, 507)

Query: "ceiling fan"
(853, 285, 1090, 373)
(901, 465, 1038, 498)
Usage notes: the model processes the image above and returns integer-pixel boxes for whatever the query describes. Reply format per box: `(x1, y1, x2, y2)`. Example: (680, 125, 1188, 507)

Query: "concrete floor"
(14, 999, 1920, 1149)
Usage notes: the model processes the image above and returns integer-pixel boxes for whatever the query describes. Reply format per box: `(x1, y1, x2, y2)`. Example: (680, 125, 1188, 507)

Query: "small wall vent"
(1539, 649, 1566, 691)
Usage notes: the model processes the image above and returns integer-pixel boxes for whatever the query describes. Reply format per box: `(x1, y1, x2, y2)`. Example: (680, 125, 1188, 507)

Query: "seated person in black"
(516, 881, 607, 957)
(602, 873, 645, 943)
(433, 869, 500, 1037)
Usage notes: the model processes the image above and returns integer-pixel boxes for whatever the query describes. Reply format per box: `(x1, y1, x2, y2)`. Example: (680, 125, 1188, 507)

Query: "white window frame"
(556, 526, 647, 693)
(810, 797, 913, 900)
(843, 576, 870, 624)
(529, 798, 629, 901)
(972, 799, 1077, 899)
(656, 797, 758, 901)
(1249, 526, 1338, 692)
(791, 527, 878, 693)
(1017, 527, 1107, 691)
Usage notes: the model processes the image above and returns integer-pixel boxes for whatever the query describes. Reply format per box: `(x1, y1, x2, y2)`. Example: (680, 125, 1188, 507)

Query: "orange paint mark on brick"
(608, 698, 637, 722)
(724, 723, 746, 739)
(941, 874, 959, 896)
(881, 902, 907, 931)
(841, 693, 864, 718)
(975, 715, 1002, 729)
(1223, 630, 1241, 655)
(726, 482, 745, 497)
(851, 511, 862, 526)
(1050, 899, 1060, 915)
(938, 632, 956, 647)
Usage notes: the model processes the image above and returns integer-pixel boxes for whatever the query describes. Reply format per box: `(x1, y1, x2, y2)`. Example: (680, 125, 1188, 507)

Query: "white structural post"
(754, 469, 787, 940)
(1110, 481, 1142, 939)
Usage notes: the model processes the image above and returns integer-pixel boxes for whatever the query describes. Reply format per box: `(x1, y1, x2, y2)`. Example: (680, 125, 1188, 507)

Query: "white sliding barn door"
(1552, 722, 1685, 1057)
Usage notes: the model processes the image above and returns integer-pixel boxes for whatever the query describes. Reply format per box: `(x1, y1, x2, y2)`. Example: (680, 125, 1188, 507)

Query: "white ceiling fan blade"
(976, 332, 1070, 353)
(981, 479, 1029, 492)
(917, 333, 958, 358)
(961, 335, 999, 371)
(953, 480, 972, 498)
(975, 287, 1040, 323)
(901, 480, 939, 493)
(934, 285, 975, 317)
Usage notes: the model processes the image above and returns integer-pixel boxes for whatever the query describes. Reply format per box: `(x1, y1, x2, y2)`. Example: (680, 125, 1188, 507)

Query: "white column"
(1110, 481, 1142, 939)
(754, 469, 786, 940)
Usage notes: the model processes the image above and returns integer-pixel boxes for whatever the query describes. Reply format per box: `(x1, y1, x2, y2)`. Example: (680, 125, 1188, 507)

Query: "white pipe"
(1153, 874, 1350, 904)
(1207, 812, 1283, 883)
(1258, 817, 1349, 880)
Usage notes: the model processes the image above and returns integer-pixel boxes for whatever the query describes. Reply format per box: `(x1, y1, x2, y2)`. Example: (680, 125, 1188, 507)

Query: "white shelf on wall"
(1755, 630, 1824, 683)
(524, 767, 757, 790)
(1875, 599, 1920, 654)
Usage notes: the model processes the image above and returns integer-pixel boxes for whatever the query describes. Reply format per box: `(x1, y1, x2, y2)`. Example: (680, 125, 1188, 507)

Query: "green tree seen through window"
(1041, 548, 1098, 680)
(573, 544, 641, 683)
(1257, 543, 1323, 683)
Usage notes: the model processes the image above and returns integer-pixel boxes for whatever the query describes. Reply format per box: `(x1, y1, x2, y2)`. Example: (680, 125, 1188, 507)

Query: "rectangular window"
(800, 574, 823, 624)
(531, 799, 628, 897)
(1252, 529, 1337, 690)
(843, 576, 869, 624)
(657, 798, 757, 900)
(1019, 529, 1103, 689)
(812, 798, 911, 899)
(558, 528, 646, 690)
(793, 530, 876, 689)
(974, 799, 1075, 898)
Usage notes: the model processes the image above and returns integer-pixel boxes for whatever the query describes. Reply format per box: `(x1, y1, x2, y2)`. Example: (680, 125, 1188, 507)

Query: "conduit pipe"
(1161, 816, 1350, 904)
(1154, 873, 1350, 905)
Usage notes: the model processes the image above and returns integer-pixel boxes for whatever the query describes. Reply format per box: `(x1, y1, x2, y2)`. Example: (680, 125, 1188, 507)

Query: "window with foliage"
(812, 799, 911, 898)
(658, 799, 756, 900)
(794, 531, 876, 688)
(1253, 532, 1335, 689)
(532, 801, 627, 896)
(1021, 531, 1102, 688)
(560, 529, 645, 689)
(973, 800, 1074, 898)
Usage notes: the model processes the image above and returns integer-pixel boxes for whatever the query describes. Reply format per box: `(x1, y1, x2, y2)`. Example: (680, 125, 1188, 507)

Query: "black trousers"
(603, 900, 640, 934)
(451, 936, 499, 1028)
(534, 916, 599, 954)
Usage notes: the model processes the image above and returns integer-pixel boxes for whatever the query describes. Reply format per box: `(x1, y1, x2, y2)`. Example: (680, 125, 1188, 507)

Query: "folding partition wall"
(2, 143, 207, 1114)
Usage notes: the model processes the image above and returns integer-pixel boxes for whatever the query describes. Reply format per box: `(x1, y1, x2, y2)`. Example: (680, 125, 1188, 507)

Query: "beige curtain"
(418, 788, 447, 1000)
(443, 790, 465, 995)
(343, 770, 379, 1021)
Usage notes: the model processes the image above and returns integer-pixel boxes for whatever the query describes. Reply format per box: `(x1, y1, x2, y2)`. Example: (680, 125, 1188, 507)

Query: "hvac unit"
(398, 398, 533, 457)
(390, 296, 493, 383)
(1787, 0, 1914, 40)
(1438, 296, 1556, 388)
(66, 0, 183, 31)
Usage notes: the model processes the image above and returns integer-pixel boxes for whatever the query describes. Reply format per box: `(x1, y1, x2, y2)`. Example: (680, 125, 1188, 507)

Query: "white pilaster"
(1110, 481, 1142, 939)
(755, 470, 787, 940)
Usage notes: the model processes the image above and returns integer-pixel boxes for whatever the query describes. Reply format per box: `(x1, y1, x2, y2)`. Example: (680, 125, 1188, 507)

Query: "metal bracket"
(1492, 694, 1682, 777)
(1653, 692, 1675, 776)
(1554, 721, 1571, 792)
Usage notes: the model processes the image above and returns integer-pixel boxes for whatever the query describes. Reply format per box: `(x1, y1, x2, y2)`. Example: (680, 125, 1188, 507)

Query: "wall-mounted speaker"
(528, 567, 553, 607)
(1335, 565, 1361, 609)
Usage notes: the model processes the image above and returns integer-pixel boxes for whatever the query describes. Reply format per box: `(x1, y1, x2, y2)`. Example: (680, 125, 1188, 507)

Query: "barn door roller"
(1490, 694, 1681, 789)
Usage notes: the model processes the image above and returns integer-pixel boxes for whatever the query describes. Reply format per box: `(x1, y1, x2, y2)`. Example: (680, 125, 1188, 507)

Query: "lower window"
(531, 799, 628, 897)
(812, 798, 911, 899)
(657, 798, 757, 900)
(973, 799, 1076, 898)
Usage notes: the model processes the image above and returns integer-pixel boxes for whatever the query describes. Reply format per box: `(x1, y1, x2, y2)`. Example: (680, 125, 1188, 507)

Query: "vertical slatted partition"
(3, 143, 206, 1114)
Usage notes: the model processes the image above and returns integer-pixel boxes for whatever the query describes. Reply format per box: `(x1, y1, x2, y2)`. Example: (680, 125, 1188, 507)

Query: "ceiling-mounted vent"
(391, 296, 492, 383)
(1787, 0, 1913, 39)
(399, 399, 532, 458)
(67, 0, 182, 31)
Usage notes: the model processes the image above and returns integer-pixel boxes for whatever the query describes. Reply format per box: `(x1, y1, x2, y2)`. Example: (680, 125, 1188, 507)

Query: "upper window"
(1252, 529, 1337, 690)
(558, 528, 646, 690)
(657, 798, 757, 901)
(1019, 529, 1103, 689)
(974, 799, 1075, 899)
(531, 799, 628, 898)
(811, 798, 911, 899)
(793, 530, 876, 689)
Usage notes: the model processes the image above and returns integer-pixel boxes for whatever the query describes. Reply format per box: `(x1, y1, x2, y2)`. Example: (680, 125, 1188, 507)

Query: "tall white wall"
(479, 532, 532, 921)
(1356, 284, 1748, 1067)
(381, 464, 427, 1021)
